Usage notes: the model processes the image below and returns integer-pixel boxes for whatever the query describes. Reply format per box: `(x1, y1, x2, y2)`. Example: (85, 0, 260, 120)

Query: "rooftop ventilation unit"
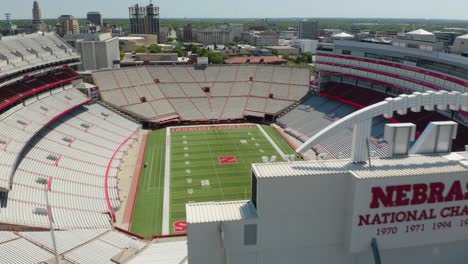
(62, 137, 72, 143)
(64, 95, 72, 100)
(81, 123, 90, 129)
(0, 139, 5, 145)
(40, 106, 48, 111)
(17, 120, 27, 126)
(101, 112, 109, 117)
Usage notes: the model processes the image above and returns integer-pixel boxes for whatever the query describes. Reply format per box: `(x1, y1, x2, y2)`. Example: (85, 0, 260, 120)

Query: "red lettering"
(445, 181, 463, 202)
(370, 186, 394, 209)
(411, 184, 428, 205)
(394, 185, 411, 207)
(428, 182, 445, 204)
(173, 220, 187, 233)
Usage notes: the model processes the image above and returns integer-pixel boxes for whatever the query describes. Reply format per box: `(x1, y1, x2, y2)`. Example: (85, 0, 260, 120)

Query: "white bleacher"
(170, 98, 205, 120)
(64, 230, 148, 264)
(186, 67, 206, 82)
(272, 67, 291, 83)
(18, 229, 108, 254)
(0, 228, 153, 263)
(0, 33, 80, 77)
(211, 82, 232, 97)
(265, 99, 293, 114)
(124, 68, 147, 87)
(0, 88, 88, 191)
(0, 100, 141, 229)
(125, 102, 158, 119)
(146, 66, 176, 82)
(136, 67, 155, 84)
(178, 83, 206, 97)
(0, 238, 54, 263)
(159, 83, 187, 98)
(236, 65, 257, 81)
(167, 67, 194, 82)
(121, 87, 143, 105)
(204, 66, 221, 82)
(246, 97, 268, 113)
(93, 71, 119, 91)
(150, 99, 177, 117)
(0, 231, 19, 244)
(101, 90, 129, 106)
(217, 66, 238, 81)
(94, 65, 310, 122)
(222, 97, 247, 119)
(230, 82, 252, 96)
(113, 70, 132, 88)
(250, 82, 271, 97)
(254, 66, 275, 82)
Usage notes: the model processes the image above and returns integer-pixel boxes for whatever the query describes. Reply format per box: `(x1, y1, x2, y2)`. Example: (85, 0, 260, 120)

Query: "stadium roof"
(457, 34, 468, 40)
(332, 32, 354, 38)
(407, 29, 435, 35)
(251, 154, 467, 179)
(186, 200, 257, 224)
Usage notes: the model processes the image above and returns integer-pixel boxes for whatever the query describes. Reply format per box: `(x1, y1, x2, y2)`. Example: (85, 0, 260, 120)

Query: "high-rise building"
(87, 11, 103, 26)
(195, 29, 231, 45)
(183, 24, 193, 42)
(56, 15, 79, 36)
(229, 24, 244, 39)
(129, 3, 160, 42)
(32, 0, 47, 32)
(298, 19, 319, 39)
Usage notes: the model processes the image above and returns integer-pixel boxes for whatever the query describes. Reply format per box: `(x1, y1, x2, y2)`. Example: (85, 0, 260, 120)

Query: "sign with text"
(349, 173, 468, 252)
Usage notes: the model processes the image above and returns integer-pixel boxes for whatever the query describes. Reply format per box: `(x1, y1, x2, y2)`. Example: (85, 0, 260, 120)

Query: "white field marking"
(256, 124, 286, 158)
(183, 140, 187, 144)
(187, 178, 192, 184)
(146, 145, 156, 191)
(188, 189, 194, 195)
(185, 161, 190, 165)
(259, 149, 264, 153)
(184, 146, 189, 151)
(162, 128, 171, 235)
(184, 153, 189, 157)
(185, 169, 191, 174)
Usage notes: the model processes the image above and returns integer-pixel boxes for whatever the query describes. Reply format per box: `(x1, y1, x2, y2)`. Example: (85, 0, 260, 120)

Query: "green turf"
(130, 128, 166, 238)
(131, 124, 297, 236)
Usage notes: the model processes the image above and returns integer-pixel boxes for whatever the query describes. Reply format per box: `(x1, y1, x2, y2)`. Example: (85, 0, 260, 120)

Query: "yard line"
(162, 127, 172, 235)
(256, 124, 286, 158)
(147, 144, 156, 191)
(204, 127, 225, 200)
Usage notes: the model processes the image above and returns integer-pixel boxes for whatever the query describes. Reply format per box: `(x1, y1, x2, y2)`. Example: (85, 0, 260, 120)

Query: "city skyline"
(2, 0, 468, 20)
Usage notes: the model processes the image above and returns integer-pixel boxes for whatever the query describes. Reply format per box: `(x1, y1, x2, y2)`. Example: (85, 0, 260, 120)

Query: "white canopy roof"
(407, 29, 434, 35)
(456, 34, 468, 40)
(332, 32, 354, 38)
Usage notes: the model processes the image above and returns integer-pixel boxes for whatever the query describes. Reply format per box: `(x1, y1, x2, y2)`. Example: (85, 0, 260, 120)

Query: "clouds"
(3, 0, 468, 20)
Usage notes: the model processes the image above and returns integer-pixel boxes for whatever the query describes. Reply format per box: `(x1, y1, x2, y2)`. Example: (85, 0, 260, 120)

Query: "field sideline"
(131, 124, 298, 237)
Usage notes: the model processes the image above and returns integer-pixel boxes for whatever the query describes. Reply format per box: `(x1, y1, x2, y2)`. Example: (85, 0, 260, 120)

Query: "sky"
(3, 0, 468, 20)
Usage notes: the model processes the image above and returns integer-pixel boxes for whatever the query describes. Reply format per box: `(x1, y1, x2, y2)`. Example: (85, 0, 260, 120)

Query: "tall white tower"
(32, 1, 47, 32)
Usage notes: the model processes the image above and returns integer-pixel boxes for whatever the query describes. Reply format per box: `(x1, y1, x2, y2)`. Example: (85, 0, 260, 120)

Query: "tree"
(135, 46, 147, 53)
(148, 44, 162, 53)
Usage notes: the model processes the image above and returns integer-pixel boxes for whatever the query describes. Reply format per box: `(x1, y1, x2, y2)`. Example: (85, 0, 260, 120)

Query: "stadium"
(0, 30, 468, 264)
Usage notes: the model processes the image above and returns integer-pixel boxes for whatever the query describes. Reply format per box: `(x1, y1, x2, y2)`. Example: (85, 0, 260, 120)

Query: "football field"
(131, 124, 298, 237)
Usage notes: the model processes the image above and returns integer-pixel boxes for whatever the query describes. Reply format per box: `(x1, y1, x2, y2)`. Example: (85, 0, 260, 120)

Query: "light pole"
(44, 178, 60, 263)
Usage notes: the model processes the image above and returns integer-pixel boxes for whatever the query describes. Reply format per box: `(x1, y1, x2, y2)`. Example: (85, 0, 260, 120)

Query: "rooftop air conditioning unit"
(81, 123, 90, 129)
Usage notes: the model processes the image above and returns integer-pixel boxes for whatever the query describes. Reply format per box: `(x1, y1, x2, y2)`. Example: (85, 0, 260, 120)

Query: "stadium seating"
(0, 33, 80, 79)
(0, 229, 149, 263)
(0, 88, 141, 229)
(0, 68, 79, 112)
(94, 65, 311, 122)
